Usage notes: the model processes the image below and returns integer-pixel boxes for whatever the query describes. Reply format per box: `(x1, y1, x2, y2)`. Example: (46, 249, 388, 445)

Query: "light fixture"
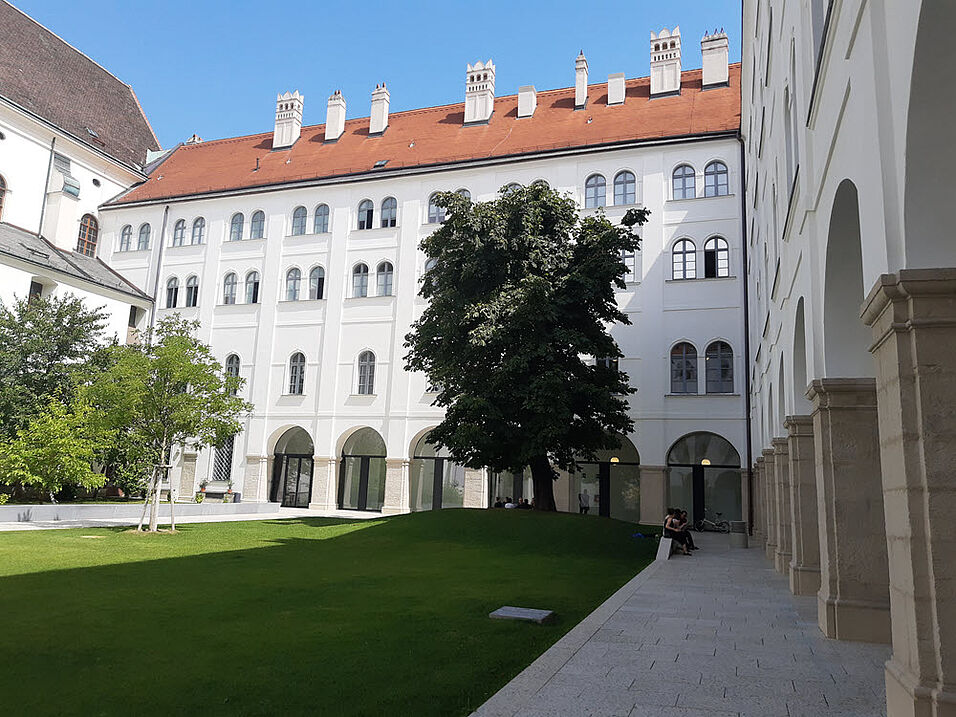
(610, 457, 620, 463)
(701, 458, 711, 466)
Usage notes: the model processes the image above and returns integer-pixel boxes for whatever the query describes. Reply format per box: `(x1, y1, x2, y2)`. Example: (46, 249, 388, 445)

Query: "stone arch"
(408, 429, 468, 512)
(666, 431, 742, 523)
(270, 426, 314, 507)
(823, 179, 873, 378)
(903, 2, 956, 269)
(792, 297, 810, 412)
(338, 426, 388, 512)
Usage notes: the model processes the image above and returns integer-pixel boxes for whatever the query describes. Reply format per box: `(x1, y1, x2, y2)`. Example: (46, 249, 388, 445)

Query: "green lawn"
(0, 509, 656, 716)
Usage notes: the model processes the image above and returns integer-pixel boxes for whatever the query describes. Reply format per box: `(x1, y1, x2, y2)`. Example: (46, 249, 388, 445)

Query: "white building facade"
(99, 35, 749, 525)
(743, 2, 956, 715)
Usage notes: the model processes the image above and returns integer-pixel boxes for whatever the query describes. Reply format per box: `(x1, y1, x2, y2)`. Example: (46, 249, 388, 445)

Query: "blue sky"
(16, 0, 741, 148)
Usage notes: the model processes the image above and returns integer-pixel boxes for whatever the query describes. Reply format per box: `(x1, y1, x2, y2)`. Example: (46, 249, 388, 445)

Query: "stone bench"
(656, 537, 675, 561)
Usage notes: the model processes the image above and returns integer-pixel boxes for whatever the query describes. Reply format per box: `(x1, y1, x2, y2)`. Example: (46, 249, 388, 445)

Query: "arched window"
(244, 271, 260, 304)
(705, 341, 734, 393)
(352, 263, 369, 297)
(381, 197, 397, 228)
(285, 268, 301, 301)
(222, 272, 237, 305)
(225, 354, 240, 378)
(172, 219, 186, 246)
(137, 223, 150, 251)
(427, 193, 445, 224)
(357, 351, 375, 395)
(613, 171, 636, 205)
(456, 188, 472, 201)
(313, 204, 329, 233)
(530, 179, 549, 189)
(672, 239, 696, 280)
(309, 266, 325, 300)
(76, 214, 98, 256)
(185, 275, 199, 307)
(229, 213, 244, 241)
(119, 225, 132, 252)
(621, 249, 637, 281)
(703, 236, 730, 278)
(672, 164, 696, 200)
(502, 183, 521, 195)
(288, 352, 305, 395)
(191, 217, 205, 245)
(165, 277, 179, 308)
(584, 174, 606, 208)
(424, 257, 437, 273)
(377, 261, 393, 296)
(704, 161, 729, 197)
(291, 206, 307, 235)
(670, 342, 698, 394)
(357, 199, 374, 230)
(250, 210, 265, 239)
(0, 174, 6, 221)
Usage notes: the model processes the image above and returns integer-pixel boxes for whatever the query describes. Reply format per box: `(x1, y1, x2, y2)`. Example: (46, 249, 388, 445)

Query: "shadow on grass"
(0, 510, 656, 716)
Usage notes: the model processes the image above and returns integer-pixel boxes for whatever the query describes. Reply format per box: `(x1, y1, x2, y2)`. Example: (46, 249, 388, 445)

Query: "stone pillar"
(862, 269, 956, 715)
(752, 458, 765, 546)
(639, 466, 667, 525)
(772, 438, 793, 575)
(741, 468, 751, 535)
(785, 415, 821, 596)
(463, 467, 486, 508)
(324, 458, 338, 510)
(382, 458, 408, 515)
(808, 378, 890, 643)
(179, 451, 198, 497)
(242, 455, 268, 503)
(309, 456, 331, 509)
(761, 449, 777, 562)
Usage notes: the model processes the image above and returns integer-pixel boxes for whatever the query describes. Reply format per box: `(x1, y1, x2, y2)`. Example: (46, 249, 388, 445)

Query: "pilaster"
(785, 415, 821, 596)
(309, 456, 331, 509)
(761, 448, 777, 562)
(242, 454, 268, 503)
(179, 451, 198, 497)
(772, 438, 792, 574)
(753, 457, 765, 546)
(463, 467, 486, 509)
(639, 466, 667, 525)
(382, 458, 408, 515)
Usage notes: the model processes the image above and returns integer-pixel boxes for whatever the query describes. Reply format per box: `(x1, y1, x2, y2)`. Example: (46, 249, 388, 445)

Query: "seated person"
(663, 508, 692, 556)
(504, 497, 516, 509)
(678, 510, 698, 550)
(493, 497, 504, 508)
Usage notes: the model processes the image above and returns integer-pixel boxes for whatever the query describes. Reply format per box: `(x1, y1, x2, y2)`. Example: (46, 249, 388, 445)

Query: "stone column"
(862, 269, 956, 715)
(752, 458, 765, 546)
(785, 415, 821, 596)
(179, 452, 198, 497)
(309, 456, 331, 509)
(324, 458, 338, 510)
(382, 458, 408, 515)
(807, 378, 890, 643)
(463, 467, 486, 508)
(772, 438, 793, 575)
(639, 466, 667, 525)
(741, 468, 751, 536)
(242, 455, 268, 503)
(761, 449, 777, 562)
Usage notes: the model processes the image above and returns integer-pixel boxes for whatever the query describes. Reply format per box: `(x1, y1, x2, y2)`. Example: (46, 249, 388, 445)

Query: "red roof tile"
(112, 65, 740, 205)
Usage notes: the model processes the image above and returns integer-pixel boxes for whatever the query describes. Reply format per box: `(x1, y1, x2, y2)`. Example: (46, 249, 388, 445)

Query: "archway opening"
(777, 361, 786, 436)
(339, 428, 387, 511)
(409, 433, 466, 511)
(571, 436, 641, 522)
(667, 432, 741, 524)
(792, 297, 811, 413)
(271, 427, 314, 508)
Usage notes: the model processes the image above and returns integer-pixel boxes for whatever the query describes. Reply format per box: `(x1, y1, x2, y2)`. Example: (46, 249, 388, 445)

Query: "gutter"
(737, 135, 755, 536)
(37, 136, 55, 235)
(148, 204, 169, 331)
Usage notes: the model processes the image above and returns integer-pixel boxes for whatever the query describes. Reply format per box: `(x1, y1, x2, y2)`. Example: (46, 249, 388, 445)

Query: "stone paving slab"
(472, 532, 890, 717)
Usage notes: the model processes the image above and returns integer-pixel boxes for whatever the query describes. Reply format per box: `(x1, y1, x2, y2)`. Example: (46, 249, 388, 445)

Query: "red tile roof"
(112, 65, 740, 205)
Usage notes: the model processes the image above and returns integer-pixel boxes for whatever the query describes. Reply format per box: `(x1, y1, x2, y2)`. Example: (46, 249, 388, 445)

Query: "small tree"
(0, 397, 108, 502)
(405, 184, 648, 510)
(85, 316, 252, 531)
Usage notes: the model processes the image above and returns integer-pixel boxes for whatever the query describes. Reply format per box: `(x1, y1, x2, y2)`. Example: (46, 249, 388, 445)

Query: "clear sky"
(14, 0, 741, 149)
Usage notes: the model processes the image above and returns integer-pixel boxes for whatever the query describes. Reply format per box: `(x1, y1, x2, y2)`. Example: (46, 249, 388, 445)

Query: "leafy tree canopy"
(405, 183, 648, 509)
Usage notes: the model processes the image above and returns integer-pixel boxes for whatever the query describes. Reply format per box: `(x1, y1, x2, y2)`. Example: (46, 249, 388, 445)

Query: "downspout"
(738, 136, 755, 535)
(148, 204, 170, 331)
(37, 136, 56, 236)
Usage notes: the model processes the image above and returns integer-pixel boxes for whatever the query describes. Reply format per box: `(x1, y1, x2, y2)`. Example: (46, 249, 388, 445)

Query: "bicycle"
(694, 509, 730, 533)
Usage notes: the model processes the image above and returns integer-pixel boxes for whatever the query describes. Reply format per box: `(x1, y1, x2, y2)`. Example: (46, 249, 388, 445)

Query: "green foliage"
(194, 492, 204, 504)
(0, 397, 108, 497)
(405, 183, 649, 476)
(0, 295, 108, 437)
(0, 493, 8, 504)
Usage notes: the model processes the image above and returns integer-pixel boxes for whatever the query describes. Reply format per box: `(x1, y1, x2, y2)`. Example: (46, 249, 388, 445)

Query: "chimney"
(607, 73, 625, 105)
(650, 26, 682, 96)
(184, 134, 203, 145)
(465, 60, 496, 124)
(575, 50, 588, 109)
(370, 83, 390, 135)
(325, 90, 346, 142)
(273, 91, 303, 149)
(517, 85, 537, 118)
(701, 29, 730, 87)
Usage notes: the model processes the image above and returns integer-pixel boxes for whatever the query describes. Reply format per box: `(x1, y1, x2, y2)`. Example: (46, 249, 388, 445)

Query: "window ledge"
(286, 232, 330, 239)
(344, 296, 395, 302)
(351, 226, 397, 235)
(225, 237, 266, 244)
(115, 249, 151, 255)
(665, 393, 740, 398)
(348, 394, 377, 398)
(667, 193, 735, 203)
(665, 276, 737, 283)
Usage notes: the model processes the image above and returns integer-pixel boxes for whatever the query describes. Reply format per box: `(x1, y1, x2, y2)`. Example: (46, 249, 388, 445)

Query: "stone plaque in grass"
(489, 606, 556, 624)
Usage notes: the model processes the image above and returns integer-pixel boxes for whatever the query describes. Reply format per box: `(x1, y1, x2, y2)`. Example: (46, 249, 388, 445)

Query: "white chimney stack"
(607, 73, 625, 105)
(701, 29, 730, 87)
(517, 85, 537, 118)
(650, 26, 682, 96)
(370, 83, 390, 135)
(273, 91, 303, 149)
(575, 50, 588, 109)
(465, 60, 496, 124)
(325, 90, 346, 142)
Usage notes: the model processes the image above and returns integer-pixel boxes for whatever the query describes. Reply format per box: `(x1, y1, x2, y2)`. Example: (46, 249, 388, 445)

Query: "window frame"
(291, 206, 307, 235)
(380, 197, 397, 228)
(191, 217, 206, 245)
(244, 270, 260, 304)
(229, 213, 244, 242)
(376, 261, 394, 296)
(352, 263, 369, 298)
(76, 214, 98, 257)
(357, 350, 376, 395)
(308, 266, 325, 300)
(703, 236, 730, 278)
(119, 225, 132, 252)
(172, 219, 186, 247)
(584, 173, 607, 209)
(288, 352, 306, 395)
(670, 342, 698, 394)
(165, 276, 179, 309)
(705, 340, 734, 394)
(704, 161, 730, 197)
(185, 275, 199, 307)
(222, 272, 238, 305)
(357, 199, 374, 230)
(672, 164, 696, 200)
(613, 170, 636, 206)
(137, 223, 150, 251)
(427, 193, 445, 224)
(313, 204, 330, 234)
(250, 210, 265, 240)
(672, 238, 697, 280)
(285, 267, 301, 301)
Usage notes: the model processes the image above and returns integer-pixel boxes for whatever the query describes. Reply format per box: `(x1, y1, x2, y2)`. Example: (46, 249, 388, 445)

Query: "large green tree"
(85, 316, 252, 531)
(405, 184, 648, 510)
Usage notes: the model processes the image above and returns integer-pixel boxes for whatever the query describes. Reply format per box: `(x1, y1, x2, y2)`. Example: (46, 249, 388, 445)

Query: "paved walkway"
(475, 532, 889, 717)
(0, 507, 382, 531)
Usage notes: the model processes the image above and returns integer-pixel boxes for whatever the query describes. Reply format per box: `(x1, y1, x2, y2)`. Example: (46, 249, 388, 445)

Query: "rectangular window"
(28, 281, 43, 303)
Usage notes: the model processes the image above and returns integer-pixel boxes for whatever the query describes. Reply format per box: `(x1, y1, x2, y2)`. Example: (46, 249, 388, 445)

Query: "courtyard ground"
(0, 509, 655, 716)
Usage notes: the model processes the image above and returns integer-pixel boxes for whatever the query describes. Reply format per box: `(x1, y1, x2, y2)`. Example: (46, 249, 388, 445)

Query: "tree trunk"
(148, 469, 160, 532)
(137, 467, 156, 531)
(168, 467, 175, 532)
(529, 455, 557, 511)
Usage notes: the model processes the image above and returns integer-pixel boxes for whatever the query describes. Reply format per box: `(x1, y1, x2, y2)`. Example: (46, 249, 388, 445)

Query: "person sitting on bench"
(678, 510, 698, 550)
(664, 508, 692, 556)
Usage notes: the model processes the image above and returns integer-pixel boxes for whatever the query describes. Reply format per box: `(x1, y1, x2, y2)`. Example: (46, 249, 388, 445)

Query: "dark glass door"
(273, 455, 313, 508)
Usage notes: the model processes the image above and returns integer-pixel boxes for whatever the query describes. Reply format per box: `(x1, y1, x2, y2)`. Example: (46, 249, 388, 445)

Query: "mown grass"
(0, 509, 655, 716)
